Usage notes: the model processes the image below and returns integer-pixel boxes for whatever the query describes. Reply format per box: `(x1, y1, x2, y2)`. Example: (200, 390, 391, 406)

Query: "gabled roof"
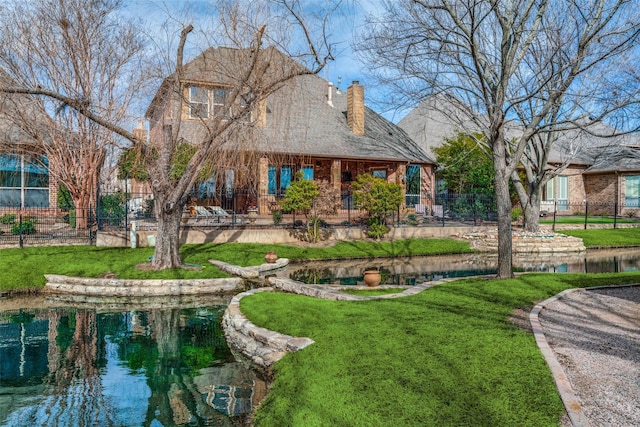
(148, 45, 433, 165)
(254, 73, 433, 163)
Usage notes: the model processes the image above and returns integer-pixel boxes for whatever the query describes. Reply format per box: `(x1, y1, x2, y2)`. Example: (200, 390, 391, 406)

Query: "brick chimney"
(347, 81, 365, 135)
(133, 118, 147, 142)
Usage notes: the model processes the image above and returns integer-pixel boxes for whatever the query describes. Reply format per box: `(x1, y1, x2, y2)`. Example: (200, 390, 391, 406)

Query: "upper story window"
(188, 86, 230, 120)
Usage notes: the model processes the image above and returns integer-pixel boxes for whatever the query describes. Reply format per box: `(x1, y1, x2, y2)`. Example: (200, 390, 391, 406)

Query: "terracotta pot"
(265, 251, 278, 264)
(363, 270, 381, 287)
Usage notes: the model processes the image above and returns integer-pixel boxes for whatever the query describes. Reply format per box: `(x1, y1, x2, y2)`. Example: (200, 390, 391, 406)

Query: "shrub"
(99, 193, 126, 225)
(272, 209, 283, 225)
(511, 207, 523, 222)
(0, 214, 16, 225)
(366, 218, 388, 239)
(352, 174, 402, 238)
(57, 184, 74, 211)
(11, 219, 36, 235)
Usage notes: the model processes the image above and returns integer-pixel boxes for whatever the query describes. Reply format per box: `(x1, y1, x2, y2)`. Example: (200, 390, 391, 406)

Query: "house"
(0, 70, 57, 210)
(542, 128, 640, 215)
(145, 47, 436, 215)
(399, 97, 640, 216)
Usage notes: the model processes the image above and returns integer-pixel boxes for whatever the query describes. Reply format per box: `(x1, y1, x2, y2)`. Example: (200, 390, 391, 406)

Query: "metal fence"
(3, 190, 640, 248)
(0, 208, 96, 247)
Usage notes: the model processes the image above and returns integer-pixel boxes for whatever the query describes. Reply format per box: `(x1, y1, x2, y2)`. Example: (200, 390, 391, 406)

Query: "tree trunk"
(522, 189, 541, 232)
(151, 200, 184, 269)
(493, 146, 514, 279)
(511, 172, 542, 233)
(72, 194, 92, 229)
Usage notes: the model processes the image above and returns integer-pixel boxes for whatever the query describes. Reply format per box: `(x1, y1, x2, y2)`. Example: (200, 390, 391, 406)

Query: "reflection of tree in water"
(289, 267, 335, 284)
(45, 309, 113, 425)
(140, 308, 250, 426)
(3, 305, 260, 426)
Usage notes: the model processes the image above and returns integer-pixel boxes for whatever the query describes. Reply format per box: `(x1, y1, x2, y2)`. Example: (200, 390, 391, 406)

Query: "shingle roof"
(254, 73, 434, 163)
(400, 96, 640, 172)
(149, 46, 434, 165)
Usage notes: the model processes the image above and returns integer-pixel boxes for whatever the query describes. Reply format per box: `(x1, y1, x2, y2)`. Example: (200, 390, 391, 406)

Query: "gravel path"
(538, 285, 640, 427)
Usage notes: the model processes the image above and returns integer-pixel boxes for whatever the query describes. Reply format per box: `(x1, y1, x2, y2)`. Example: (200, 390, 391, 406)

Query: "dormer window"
(188, 86, 230, 120)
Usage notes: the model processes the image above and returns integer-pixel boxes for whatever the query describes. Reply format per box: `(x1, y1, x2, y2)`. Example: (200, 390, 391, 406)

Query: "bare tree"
(357, 0, 640, 277)
(1, 0, 339, 269)
(0, 0, 146, 227)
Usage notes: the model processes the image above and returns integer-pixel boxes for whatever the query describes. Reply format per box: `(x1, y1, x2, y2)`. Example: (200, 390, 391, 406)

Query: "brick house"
(0, 80, 58, 211)
(145, 47, 436, 215)
(529, 126, 640, 215)
(399, 97, 640, 216)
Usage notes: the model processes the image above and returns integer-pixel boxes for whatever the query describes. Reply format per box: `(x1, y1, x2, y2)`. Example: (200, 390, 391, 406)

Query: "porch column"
(258, 157, 269, 214)
(330, 159, 341, 191)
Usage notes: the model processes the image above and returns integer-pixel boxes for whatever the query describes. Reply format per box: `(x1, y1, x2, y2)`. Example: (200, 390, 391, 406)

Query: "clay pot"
(265, 251, 278, 263)
(363, 270, 381, 287)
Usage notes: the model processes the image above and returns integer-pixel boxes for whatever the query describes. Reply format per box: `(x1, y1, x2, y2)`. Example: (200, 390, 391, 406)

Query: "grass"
(241, 271, 640, 427)
(541, 215, 640, 224)
(558, 227, 640, 247)
(0, 238, 473, 291)
(340, 287, 404, 296)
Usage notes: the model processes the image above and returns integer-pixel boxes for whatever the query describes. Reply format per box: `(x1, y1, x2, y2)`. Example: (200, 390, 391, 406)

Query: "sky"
(123, 0, 401, 120)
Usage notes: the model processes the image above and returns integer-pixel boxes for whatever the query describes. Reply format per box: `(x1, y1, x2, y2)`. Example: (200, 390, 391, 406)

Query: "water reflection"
(283, 248, 640, 286)
(0, 296, 266, 426)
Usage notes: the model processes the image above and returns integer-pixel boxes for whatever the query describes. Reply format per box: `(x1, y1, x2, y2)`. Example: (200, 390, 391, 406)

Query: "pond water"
(282, 248, 640, 286)
(0, 295, 265, 427)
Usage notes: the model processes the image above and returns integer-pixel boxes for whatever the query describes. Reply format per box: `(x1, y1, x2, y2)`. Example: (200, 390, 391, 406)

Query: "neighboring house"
(542, 129, 640, 215)
(400, 97, 640, 215)
(0, 72, 56, 210)
(145, 47, 436, 215)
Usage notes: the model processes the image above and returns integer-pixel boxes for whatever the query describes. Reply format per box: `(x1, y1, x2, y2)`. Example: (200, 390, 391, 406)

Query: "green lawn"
(541, 215, 640, 224)
(0, 238, 473, 291)
(242, 272, 640, 427)
(558, 227, 640, 247)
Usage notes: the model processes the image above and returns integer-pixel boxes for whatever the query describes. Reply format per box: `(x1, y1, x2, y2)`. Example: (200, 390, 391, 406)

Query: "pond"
(282, 248, 640, 286)
(0, 295, 265, 427)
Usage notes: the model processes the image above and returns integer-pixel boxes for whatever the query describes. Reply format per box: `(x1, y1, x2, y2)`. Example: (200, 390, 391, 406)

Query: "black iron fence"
(3, 189, 640, 248)
(0, 208, 96, 247)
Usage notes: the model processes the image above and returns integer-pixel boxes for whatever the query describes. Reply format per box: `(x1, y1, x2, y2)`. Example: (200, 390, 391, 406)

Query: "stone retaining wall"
(222, 288, 315, 373)
(461, 230, 586, 253)
(44, 274, 244, 296)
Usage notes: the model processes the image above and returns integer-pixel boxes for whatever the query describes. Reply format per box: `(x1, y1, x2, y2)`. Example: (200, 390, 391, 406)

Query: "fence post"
(613, 201, 618, 229)
(441, 196, 446, 227)
(19, 212, 23, 249)
(584, 202, 588, 230)
(89, 208, 94, 245)
(552, 200, 557, 232)
(347, 188, 351, 226)
(96, 182, 102, 231)
(472, 193, 477, 226)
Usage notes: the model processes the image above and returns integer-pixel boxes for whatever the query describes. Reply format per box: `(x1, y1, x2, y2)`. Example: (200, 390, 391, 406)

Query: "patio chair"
(206, 206, 232, 224)
(193, 205, 213, 224)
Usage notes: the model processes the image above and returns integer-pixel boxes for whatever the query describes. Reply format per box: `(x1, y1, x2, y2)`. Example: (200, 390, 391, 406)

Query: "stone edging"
(222, 287, 315, 373)
(44, 274, 244, 296)
(530, 289, 592, 427)
(209, 257, 290, 278)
